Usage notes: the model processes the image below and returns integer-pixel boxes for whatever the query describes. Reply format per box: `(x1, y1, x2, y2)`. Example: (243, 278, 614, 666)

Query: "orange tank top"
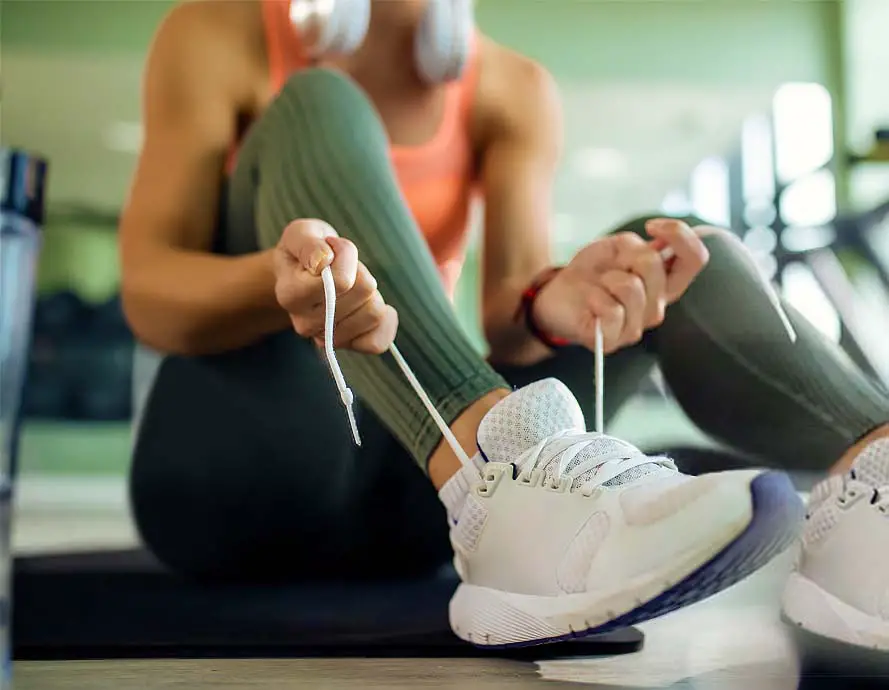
(237, 0, 481, 297)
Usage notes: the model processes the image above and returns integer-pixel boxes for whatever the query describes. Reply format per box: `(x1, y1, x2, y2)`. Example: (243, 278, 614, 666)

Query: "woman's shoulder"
(473, 36, 560, 142)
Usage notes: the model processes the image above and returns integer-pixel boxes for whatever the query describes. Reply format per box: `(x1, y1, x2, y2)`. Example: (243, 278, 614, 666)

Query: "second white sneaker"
(782, 438, 889, 651)
(443, 378, 804, 648)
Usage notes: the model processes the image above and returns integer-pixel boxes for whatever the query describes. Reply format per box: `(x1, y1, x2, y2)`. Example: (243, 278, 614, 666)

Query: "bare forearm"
(483, 281, 553, 367)
(122, 248, 290, 355)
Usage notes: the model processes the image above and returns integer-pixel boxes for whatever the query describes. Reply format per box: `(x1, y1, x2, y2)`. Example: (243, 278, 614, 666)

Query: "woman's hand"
(532, 219, 709, 354)
(273, 219, 398, 354)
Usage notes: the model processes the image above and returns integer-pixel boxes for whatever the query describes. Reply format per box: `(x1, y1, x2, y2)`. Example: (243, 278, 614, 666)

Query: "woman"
(120, 0, 889, 649)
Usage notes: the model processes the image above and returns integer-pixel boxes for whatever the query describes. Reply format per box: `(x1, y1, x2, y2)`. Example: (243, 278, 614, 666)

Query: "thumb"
(280, 219, 338, 276)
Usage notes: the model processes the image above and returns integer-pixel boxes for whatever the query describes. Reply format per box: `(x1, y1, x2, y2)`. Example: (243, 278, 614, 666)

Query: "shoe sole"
(451, 471, 803, 648)
(782, 572, 889, 652)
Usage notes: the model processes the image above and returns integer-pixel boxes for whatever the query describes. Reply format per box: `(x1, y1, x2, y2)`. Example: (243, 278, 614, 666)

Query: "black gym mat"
(12, 549, 644, 660)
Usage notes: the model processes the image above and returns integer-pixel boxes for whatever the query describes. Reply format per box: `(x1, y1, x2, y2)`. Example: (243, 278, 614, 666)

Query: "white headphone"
(289, 0, 474, 84)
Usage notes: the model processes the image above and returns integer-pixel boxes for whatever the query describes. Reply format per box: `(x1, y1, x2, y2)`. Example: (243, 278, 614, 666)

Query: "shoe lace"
(318, 262, 685, 480)
(320, 267, 473, 467)
(515, 429, 677, 494)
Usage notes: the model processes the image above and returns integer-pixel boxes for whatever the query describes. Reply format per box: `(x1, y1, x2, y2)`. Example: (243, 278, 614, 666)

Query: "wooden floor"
(10, 655, 802, 690)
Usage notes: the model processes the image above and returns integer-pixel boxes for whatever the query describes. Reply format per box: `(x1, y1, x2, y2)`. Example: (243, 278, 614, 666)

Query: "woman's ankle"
(428, 388, 511, 490)
(832, 423, 889, 474)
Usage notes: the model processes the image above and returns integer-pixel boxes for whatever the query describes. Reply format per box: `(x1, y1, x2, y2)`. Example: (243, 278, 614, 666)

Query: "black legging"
(129, 68, 888, 583)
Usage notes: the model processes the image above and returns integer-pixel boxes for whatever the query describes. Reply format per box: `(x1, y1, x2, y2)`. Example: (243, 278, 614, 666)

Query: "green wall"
(1, 0, 175, 55)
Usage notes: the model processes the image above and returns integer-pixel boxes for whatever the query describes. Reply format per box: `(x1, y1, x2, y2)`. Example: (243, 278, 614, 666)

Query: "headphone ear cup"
(414, 0, 474, 85)
(290, 0, 370, 58)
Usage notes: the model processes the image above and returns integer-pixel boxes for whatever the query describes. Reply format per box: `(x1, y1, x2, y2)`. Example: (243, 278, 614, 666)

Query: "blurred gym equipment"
(804, 200, 889, 387)
(24, 295, 135, 422)
(31, 291, 88, 341)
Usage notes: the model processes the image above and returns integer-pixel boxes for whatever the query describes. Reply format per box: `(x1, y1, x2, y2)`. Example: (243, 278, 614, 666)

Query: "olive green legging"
(130, 68, 887, 581)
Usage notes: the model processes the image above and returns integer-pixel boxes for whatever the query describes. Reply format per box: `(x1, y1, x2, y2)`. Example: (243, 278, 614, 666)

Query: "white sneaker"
(441, 378, 804, 648)
(782, 438, 889, 651)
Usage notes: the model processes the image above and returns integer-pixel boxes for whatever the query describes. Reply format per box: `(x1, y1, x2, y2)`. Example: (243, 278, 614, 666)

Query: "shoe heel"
(449, 583, 565, 648)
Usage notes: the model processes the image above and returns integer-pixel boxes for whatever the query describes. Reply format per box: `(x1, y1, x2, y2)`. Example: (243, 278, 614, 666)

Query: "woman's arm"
(119, 1, 290, 356)
(474, 40, 564, 366)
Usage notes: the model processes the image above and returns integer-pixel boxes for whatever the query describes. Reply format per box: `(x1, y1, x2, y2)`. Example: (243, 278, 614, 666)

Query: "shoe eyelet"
(545, 477, 570, 494)
(475, 466, 506, 498)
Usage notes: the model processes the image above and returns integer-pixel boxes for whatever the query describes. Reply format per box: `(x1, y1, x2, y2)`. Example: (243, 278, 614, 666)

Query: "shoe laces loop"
(517, 429, 676, 493)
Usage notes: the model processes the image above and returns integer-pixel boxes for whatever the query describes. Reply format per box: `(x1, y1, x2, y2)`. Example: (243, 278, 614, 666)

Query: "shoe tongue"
(853, 439, 889, 487)
(477, 379, 584, 465)
(476, 379, 668, 487)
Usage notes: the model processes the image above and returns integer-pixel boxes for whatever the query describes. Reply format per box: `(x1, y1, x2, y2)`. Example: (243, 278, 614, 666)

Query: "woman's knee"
(273, 67, 377, 123)
(696, 226, 754, 273)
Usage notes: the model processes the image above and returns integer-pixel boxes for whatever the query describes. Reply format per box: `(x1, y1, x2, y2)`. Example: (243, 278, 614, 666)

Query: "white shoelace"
(514, 429, 676, 494)
(320, 244, 796, 473)
(320, 267, 472, 467)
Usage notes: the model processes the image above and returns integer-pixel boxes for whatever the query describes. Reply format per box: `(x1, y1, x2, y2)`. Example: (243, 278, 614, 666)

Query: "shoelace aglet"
(341, 387, 361, 447)
(321, 267, 362, 446)
(320, 265, 473, 466)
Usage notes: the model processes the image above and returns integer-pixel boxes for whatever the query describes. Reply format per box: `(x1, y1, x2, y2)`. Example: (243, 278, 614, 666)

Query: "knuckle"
(365, 292, 385, 317)
(615, 232, 645, 249)
(603, 304, 624, 323)
(280, 219, 305, 243)
(339, 237, 358, 255)
(665, 218, 689, 231)
(367, 305, 385, 327)
(613, 231, 635, 244)
(638, 252, 661, 272)
(354, 269, 378, 300)
(626, 274, 645, 294)
(332, 268, 355, 294)
(361, 330, 389, 355)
